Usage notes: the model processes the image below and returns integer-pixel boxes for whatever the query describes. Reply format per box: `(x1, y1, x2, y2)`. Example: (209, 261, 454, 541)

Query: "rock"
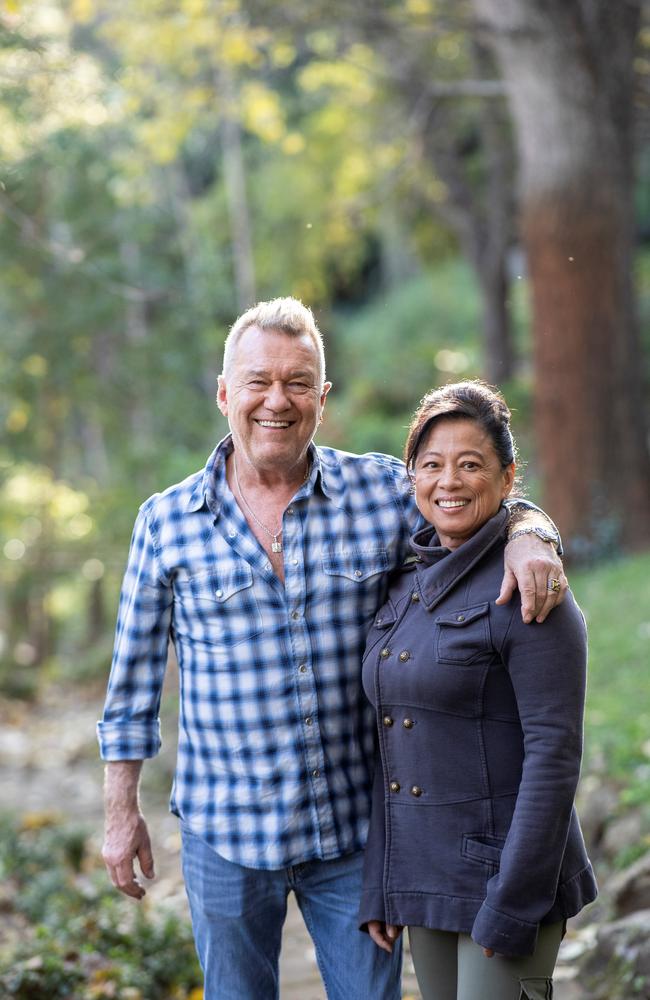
(601, 810, 644, 861)
(580, 909, 650, 999)
(576, 777, 620, 849)
(607, 850, 650, 917)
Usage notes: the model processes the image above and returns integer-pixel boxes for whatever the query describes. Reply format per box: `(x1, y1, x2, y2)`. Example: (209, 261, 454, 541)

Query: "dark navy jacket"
(358, 506, 597, 957)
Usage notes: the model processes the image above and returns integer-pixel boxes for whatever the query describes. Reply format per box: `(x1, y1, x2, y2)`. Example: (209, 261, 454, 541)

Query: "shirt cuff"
(96, 719, 162, 760)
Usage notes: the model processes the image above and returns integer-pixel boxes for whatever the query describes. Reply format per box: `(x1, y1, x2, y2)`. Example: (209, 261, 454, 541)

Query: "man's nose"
(264, 381, 291, 410)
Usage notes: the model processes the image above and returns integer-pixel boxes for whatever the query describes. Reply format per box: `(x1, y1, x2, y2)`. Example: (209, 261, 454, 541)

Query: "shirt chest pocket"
(322, 547, 389, 624)
(173, 565, 263, 648)
(435, 603, 491, 665)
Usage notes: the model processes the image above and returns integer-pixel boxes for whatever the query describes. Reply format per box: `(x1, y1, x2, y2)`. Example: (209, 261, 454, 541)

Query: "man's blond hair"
(221, 297, 326, 384)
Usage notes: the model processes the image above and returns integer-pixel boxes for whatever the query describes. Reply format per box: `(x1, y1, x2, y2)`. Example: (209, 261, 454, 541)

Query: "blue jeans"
(181, 826, 402, 1000)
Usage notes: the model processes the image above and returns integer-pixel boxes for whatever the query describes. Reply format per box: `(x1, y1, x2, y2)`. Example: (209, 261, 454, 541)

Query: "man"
(99, 297, 565, 1000)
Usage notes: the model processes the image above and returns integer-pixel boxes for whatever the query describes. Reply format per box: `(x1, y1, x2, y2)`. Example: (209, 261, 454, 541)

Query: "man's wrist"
(507, 525, 560, 550)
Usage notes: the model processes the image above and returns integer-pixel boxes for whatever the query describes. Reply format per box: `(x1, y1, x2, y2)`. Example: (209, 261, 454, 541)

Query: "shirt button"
(228, 530, 236, 539)
(411, 592, 420, 602)
(354, 569, 362, 578)
(383, 715, 394, 727)
(287, 507, 294, 515)
(390, 781, 400, 793)
(380, 647, 391, 659)
(299, 664, 307, 673)
(410, 785, 423, 797)
(305, 717, 313, 726)
(291, 610, 301, 620)
(398, 650, 411, 662)
(265, 563, 271, 571)
(215, 589, 223, 598)
(312, 768, 320, 778)
(403, 718, 414, 729)
(292, 559, 299, 566)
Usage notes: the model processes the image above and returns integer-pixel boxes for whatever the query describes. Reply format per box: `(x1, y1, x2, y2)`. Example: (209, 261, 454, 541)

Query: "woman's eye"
(463, 462, 479, 470)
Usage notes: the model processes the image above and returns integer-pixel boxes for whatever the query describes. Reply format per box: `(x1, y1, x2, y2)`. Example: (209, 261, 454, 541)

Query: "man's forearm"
(104, 760, 144, 814)
(505, 499, 561, 551)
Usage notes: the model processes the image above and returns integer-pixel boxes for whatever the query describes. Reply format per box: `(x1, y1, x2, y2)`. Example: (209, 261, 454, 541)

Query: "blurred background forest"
(1, 1, 650, 998)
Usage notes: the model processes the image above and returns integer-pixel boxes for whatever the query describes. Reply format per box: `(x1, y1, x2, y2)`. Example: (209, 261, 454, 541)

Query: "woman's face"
(413, 417, 515, 550)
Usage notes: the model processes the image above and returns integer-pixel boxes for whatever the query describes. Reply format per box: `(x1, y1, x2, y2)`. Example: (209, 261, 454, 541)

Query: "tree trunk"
(217, 67, 257, 312)
(478, 261, 514, 384)
(472, 0, 650, 549)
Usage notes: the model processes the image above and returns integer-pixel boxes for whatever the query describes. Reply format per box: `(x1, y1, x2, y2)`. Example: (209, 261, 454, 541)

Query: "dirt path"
(0, 684, 581, 999)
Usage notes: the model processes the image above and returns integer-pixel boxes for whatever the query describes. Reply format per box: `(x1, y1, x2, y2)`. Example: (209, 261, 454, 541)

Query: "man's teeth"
(257, 420, 290, 428)
(437, 499, 469, 508)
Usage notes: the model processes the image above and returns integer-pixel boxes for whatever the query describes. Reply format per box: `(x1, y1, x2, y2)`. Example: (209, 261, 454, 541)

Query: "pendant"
(272, 539, 282, 553)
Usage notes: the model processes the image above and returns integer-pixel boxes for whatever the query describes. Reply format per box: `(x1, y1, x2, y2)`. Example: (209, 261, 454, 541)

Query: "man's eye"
(288, 382, 309, 392)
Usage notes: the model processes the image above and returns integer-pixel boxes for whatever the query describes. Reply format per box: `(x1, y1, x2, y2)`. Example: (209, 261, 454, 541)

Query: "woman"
(359, 381, 596, 1000)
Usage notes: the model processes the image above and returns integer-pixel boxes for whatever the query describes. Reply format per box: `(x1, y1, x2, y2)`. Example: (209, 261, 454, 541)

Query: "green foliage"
(572, 553, 650, 815)
(0, 817, 202, 1000)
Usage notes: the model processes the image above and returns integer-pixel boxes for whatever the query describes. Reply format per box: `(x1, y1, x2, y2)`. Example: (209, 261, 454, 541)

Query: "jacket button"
(383, 716, 394, 727)
(390, 781, 401, 793)
(411, 592, 420, 602)
(375, 617, 383, 626)
(410, 785, 423, 797)
(380, 647, 391, 658)
(398, 650, 410, 662)
(403, 718, 414, 729)
(457, 614, 465, 622)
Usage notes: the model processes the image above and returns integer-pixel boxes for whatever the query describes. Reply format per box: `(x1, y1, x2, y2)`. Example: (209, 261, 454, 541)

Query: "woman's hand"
(483, 947, 495, 958)
(367, 920, 403, 953)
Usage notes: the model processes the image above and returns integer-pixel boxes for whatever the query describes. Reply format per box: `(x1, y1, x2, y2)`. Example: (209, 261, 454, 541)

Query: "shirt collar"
(184, 435, 329, 515)
(412, 505, 509, 611)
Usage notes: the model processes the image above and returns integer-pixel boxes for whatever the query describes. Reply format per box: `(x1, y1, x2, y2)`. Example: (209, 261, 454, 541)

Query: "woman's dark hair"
(404, 380, 518, 472)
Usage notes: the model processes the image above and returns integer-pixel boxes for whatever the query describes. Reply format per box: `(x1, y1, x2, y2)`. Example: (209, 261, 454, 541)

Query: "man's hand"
(102, 761, 155, 900)
(498, 535, 567, 624)
(367, 920, 403, 954)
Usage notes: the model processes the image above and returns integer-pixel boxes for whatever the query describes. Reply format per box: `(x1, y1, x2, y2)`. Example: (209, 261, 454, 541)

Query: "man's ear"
(216, 375, 228, 417)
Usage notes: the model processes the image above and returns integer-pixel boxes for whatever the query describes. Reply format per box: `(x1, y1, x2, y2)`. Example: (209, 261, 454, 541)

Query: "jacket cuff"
(358, 885, 386, 933)
(471, 901, 539, 957)
(96, 719, 161, 760)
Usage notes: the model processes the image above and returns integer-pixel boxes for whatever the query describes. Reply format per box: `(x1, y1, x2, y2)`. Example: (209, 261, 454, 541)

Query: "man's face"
(217, 325, 331, 477)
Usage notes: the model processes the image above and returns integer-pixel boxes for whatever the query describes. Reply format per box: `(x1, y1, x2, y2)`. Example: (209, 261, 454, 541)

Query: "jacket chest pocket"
(435, 603, 491, 664)
(173, 565, 263, 648)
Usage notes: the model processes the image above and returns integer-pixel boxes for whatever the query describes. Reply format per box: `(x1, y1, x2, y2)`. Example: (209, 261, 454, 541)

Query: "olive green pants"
(408, 921, 564, 1000)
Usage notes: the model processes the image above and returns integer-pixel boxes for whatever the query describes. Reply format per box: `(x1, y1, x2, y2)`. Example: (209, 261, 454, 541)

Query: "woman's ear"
(502, 462, 516, 498)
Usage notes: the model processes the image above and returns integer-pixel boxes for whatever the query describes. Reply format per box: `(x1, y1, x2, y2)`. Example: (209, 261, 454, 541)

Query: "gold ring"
(547, 578, 561, 593)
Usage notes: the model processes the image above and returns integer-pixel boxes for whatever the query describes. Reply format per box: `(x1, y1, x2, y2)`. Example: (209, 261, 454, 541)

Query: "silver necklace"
(233, 455, 309, 554)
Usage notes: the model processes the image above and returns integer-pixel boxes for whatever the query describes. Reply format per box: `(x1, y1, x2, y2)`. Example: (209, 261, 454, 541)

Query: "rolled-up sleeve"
(471, 593, 587, 956)
(97, 503, 173, 761)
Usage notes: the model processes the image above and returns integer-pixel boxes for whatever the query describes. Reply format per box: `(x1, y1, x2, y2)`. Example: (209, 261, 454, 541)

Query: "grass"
(572, 551, 650, 814)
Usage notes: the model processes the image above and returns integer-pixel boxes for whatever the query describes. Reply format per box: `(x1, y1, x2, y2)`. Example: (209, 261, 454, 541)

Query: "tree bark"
(472, 0, 650, 549)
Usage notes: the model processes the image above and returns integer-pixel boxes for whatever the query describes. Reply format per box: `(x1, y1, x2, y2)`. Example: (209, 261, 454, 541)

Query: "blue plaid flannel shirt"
(98, 436, 420, 869)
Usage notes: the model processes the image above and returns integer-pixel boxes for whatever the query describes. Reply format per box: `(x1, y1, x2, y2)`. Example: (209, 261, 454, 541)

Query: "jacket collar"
(412, 505, 509, 612)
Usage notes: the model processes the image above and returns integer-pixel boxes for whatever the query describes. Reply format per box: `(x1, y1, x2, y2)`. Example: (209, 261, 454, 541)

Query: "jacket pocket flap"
(462, 833, 505, 865)
(435, 603, 489, 627)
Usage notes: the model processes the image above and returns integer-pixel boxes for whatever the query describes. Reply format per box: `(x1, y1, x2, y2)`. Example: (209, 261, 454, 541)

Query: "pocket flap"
(435, 603, 489, 627)
(462, 833, 505, 865)
(322, 547, 388, 582)
(183, 566, 254, 603)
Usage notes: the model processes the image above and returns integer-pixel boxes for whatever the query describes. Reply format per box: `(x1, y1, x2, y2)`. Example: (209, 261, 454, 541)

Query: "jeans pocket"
(519, 978, 553, 1000)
